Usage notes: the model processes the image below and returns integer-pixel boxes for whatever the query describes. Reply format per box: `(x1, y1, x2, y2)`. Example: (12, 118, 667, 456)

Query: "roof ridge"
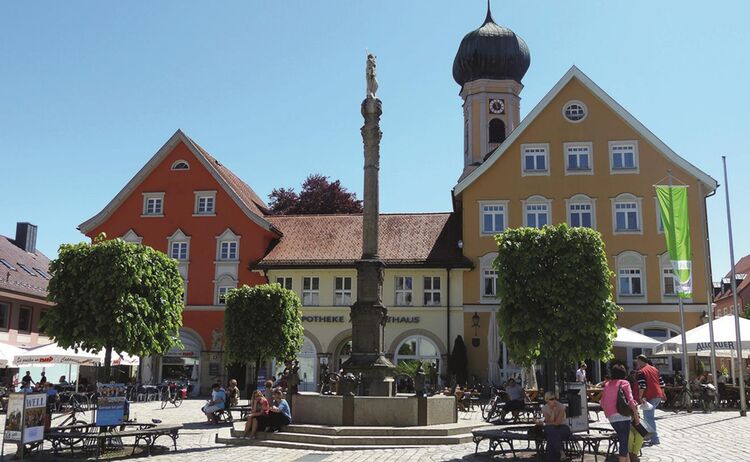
(268, 211, 452, 218)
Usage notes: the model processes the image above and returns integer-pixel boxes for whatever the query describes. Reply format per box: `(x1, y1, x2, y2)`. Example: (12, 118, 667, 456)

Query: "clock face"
(489, 99, 505, 114)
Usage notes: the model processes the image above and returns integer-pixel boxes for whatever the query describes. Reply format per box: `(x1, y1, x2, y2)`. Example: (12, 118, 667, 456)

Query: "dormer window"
(171, 160, 190, 170)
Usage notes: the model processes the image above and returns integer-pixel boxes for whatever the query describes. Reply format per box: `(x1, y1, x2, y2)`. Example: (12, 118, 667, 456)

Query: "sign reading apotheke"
(302, 315, 420, 324)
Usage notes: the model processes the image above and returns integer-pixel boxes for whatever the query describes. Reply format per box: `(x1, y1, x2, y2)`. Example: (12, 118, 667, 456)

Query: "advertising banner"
(3, 393, 24, 443)
(655, 185, 693, 298)
(23, 394, 47, 444)
(96, 383, 127, 426)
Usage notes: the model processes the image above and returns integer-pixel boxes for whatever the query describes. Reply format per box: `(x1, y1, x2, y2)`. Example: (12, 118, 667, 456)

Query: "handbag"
(616, 383, 633, 417)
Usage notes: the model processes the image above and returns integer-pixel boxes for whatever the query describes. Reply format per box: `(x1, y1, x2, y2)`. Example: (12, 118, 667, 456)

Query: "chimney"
(15, 222, 38, 254)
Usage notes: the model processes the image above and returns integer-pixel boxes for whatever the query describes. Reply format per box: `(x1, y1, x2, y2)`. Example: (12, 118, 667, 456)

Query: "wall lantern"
(472, 312, 481, 348)
(700, 310, 709, 324)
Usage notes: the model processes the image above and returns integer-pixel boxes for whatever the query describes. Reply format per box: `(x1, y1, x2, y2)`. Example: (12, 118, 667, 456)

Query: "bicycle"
(481, 384, 507, 422)
(698, 384, 717, 413)
(671, 386, 693, 414)
(160, 382, 184, 409)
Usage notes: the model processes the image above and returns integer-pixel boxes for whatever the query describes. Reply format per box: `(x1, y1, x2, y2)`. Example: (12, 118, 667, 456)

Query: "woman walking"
(600, 364, 640, 462)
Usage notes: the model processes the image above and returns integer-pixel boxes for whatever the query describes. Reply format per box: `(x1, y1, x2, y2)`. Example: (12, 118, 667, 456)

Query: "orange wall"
(86, 140, 277, 347)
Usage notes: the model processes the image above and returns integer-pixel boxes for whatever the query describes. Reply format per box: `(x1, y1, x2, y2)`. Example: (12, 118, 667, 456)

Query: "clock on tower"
(489, 98, 505, 114)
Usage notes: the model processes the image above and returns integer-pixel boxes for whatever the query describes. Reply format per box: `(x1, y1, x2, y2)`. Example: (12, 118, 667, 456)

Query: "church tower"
(453, 3, 530, 179)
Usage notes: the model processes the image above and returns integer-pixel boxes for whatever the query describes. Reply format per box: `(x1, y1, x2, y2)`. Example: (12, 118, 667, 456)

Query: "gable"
(454, 66, 718, 196)
(78, 130, 279, 236)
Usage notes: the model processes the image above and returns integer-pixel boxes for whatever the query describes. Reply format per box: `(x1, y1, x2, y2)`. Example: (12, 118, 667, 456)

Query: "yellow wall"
(460, 77, 712, 307)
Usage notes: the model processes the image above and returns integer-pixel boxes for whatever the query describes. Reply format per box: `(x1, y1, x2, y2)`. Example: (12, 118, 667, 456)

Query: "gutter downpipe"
(446, 267, 451, 360)
(699, 181, 720, 403)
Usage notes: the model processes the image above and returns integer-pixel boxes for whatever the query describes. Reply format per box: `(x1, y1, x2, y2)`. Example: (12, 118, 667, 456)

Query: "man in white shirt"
(575, 362, 588, 383)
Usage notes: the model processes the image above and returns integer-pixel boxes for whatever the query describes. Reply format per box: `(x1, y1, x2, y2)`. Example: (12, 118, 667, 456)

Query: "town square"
(1, 1, 749, 461)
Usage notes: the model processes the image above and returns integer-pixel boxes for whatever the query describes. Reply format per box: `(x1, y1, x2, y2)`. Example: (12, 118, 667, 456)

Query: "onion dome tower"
(454, 2, 531, 179)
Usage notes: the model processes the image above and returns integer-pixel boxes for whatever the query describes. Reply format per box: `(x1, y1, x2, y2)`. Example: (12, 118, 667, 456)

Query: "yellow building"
(255, 213, 470, 389)
(452, 10, 717, 383)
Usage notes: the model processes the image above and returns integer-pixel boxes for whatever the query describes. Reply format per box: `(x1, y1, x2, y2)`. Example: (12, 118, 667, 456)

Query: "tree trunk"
(103, 345, 113, 383)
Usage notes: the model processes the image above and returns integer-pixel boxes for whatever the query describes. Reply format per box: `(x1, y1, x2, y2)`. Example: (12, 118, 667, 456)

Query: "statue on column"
(366, 53, 378, 99)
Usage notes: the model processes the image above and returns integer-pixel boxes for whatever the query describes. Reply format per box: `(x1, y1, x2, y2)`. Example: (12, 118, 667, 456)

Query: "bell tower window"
(488, 118, 506, 145)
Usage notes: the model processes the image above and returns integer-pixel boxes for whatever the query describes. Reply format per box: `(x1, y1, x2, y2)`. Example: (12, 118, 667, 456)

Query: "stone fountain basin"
(291, 392, 456, 426)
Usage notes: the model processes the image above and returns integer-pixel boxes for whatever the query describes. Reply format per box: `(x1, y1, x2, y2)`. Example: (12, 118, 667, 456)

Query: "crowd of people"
(199, 377, 293, 439)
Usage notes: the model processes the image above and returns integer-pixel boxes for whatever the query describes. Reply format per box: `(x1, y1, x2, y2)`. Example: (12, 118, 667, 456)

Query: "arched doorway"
(161, 328, 203, 396)
(333, 337, 352, 371)
(271, 335, 318, 392)
(394, 335, 441, 393)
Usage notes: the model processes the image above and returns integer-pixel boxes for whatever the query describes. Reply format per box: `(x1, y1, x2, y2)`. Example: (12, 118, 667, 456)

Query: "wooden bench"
(472, 424, 618, 462)
(45, 423, 182, 459)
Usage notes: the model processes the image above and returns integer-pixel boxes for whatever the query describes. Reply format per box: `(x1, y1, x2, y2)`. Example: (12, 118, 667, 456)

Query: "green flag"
(655, 185, 692, 298)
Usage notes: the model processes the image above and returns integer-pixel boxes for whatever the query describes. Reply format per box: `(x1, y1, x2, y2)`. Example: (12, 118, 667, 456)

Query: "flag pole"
(697, 180, 720, 404)
(668, 171, 691, 387)
(722, 156, 747, 416)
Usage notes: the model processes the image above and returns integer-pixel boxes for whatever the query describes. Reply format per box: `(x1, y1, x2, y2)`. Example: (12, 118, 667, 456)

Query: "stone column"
(342, 96, 395, 396)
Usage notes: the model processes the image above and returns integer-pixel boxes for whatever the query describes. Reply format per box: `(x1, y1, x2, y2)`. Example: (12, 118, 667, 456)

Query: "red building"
(714, 255, 750, 318)
(79, 130, 280, 394)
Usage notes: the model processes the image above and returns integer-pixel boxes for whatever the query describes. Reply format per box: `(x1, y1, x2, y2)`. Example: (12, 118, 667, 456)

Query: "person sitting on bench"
(257, 388, 292, 433)
(201, 383, 226, 423)
(500, 378, 524, 421)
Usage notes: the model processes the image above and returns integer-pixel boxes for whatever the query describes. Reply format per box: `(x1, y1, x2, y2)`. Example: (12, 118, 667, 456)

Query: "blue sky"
(1, 1, 748, 281)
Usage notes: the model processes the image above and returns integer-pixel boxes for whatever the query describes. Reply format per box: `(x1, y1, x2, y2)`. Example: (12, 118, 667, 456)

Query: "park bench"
(45, 422, 182, 459)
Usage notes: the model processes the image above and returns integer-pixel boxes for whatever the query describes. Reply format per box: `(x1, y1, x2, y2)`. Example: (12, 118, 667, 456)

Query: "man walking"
(636, 354, 665, 445)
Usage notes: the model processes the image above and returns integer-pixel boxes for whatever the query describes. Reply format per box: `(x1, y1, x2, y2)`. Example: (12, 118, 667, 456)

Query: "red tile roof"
(186, 135, 270, 217)
(0, 235, 51, 299)
(258, 213, 471, 268)
(715, 254, 750, 302)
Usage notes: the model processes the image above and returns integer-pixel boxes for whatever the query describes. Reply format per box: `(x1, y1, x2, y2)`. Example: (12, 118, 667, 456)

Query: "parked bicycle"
(160, 382, 185, 409)
(481, 384, 508, 422)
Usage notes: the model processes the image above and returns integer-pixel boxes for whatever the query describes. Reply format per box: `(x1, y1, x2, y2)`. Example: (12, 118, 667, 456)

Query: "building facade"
(714, 255, 750, 318)
(0, 222, 53, 351)
(451, 11, 717, 382)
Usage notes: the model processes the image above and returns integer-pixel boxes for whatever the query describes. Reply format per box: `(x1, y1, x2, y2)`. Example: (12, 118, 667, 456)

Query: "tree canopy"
(268, 174, 363, 215)
(41, 235, 184, 380)
(223, 283, 304, 389)
(493, 224, 619, 369)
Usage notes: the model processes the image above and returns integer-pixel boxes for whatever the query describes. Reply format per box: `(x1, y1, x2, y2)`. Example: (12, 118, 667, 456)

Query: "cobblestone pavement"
(1, 399, 747, 461)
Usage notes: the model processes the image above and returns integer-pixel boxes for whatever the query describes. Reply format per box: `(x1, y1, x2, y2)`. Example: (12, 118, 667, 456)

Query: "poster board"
(95, 383, 126, 427)
(565, 382, 589, 434)
(3, 394, 24, 443)
(2, 393, 47, 445)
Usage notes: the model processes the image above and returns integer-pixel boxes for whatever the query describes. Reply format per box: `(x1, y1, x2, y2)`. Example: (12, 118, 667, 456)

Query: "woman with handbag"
(600, 364, 640, 462)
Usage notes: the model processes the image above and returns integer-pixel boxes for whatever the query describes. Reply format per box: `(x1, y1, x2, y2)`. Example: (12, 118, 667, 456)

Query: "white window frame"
(562, 100, 588, 123)
(142, 192, 165, 217)
(659, 253, 680, 302)
(479, 200, 508, 236)
(334, 277, 353, 306)
(276, 277, 293, 290)
(170, 241, 189, 261)
(520, 143, 550, 176)
(564, 142, 593, 175)
(480, 253, 499, 302)
(219, 241, 238, 260)
(618, 268, 643, 296)
(423, 276, 441, 306)
(566, 194, 596, 229)
(609, 141, 639, 174)
(395, 276, 413, 306)
(170, 160, 190, 170)
(523, 195, 551, 229)
(616, 251, 647, 302)
(194, 191, 217, 216)
(217, 286, 232, 305)
(611, 193, 643, 235)
(302, 277, 320, 306)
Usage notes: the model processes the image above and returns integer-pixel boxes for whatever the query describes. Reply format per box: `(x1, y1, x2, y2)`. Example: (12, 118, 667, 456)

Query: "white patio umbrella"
(96, 349, 140, 366)
(654, 315, 750, 356)
(613, 327, 661, 348)
(13, 342, 100, 366)
(0, 342, 27, 367)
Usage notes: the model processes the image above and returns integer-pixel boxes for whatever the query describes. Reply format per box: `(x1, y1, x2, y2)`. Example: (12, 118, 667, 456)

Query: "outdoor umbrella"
(0, 342, 27, 367)
(13, 342, 100, 366)
(96, 349, 140, 366)
(613, 326, 661, 348)
(654, 315, 750, 356)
